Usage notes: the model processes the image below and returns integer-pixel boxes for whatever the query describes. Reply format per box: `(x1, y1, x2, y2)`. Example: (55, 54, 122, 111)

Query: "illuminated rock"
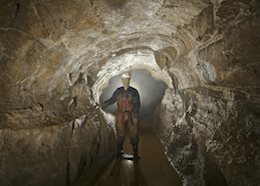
(0, 0, 260, 185)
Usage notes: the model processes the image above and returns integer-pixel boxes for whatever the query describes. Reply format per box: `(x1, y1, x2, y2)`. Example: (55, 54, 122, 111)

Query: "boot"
(116, 143, 123, 161)
(133, 144, 139, 162)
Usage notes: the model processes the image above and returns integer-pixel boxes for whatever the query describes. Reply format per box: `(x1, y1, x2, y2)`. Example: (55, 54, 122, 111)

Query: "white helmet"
(121, 72, 131, 79)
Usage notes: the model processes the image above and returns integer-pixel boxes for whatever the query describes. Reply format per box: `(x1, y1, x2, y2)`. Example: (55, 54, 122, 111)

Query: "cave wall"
(0, 0, 260, 186)
(157, 1, 260, 186)
(0, 1, 118, 185)
(159, 87, 260, 185)
(0, 120, 116, 186)
(0, 89, 117, 186)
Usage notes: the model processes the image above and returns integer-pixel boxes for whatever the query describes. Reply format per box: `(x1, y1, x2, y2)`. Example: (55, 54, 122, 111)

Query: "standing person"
(100, 72, 140, 161)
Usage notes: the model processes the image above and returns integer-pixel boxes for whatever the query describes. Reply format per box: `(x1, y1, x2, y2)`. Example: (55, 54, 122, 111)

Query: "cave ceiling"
(0, 0, 260, 129)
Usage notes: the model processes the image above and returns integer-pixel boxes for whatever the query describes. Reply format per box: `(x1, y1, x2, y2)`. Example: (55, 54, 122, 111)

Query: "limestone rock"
(0, 0, 260, 185)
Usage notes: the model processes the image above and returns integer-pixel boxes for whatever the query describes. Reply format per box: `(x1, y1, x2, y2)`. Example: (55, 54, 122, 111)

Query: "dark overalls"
(101, 86, 140, 159)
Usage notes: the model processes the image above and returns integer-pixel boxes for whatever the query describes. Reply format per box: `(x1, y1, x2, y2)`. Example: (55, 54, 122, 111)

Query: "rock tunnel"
(0, 0, 260, 185)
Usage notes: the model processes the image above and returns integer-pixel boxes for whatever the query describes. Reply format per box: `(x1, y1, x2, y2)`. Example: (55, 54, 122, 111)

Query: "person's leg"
(116, 136, 124, 160)
(130, 135, 139, 161)
(128, 116, 139, 161)
(116, 112, 126, 160)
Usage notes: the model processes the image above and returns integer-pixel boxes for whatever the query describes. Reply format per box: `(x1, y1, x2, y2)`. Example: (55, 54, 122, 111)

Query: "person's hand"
(133, 118, 138, 125)
(96, 103, 102, 108)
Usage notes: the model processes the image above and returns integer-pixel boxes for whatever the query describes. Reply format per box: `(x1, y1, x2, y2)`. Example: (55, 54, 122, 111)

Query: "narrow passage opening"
(99, 69, 167, 118)
(91, 69, 182, 186)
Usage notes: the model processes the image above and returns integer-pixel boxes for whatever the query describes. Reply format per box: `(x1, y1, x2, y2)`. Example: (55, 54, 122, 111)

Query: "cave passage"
(99, 69, 168, 117)
(86, 69, 178, 186)
(1, 0, 260, 185)
(72, 127, 182, 186)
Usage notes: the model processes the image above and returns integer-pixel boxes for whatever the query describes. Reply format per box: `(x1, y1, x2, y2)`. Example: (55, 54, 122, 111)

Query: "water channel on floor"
(94, 127, 182, 186)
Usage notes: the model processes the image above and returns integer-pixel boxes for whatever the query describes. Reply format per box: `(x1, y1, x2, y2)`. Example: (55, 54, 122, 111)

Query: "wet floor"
(94, 127, 182, 186)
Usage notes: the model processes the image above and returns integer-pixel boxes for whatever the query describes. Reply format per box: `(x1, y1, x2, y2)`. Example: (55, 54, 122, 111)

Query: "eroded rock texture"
(157, 1, 260, 185)
(0, 0, 260, 185)
(0, 89, 117, 186)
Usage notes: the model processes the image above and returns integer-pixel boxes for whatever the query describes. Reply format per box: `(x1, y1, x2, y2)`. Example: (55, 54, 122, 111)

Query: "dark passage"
(94, 127, 182, 186)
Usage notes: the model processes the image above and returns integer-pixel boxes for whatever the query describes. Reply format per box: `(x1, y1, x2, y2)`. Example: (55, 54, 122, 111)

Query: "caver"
(100, 72, 140, 161)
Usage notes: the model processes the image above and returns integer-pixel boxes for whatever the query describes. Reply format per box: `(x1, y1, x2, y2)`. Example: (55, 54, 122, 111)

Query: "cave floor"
(93, 127, 182, 186)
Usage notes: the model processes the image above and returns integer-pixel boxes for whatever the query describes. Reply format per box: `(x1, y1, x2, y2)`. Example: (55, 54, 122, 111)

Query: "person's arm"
(133, 89, 140, 119)
(101, 88, 119, 108)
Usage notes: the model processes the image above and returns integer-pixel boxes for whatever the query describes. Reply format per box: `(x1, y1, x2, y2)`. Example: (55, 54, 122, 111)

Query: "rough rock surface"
(0, 87, 117, 186)
(0, 0, 260, 185)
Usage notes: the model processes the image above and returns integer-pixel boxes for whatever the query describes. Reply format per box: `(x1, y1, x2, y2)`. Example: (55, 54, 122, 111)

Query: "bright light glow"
(92, 49, 172, 103)
(100, 69, 167, 117)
